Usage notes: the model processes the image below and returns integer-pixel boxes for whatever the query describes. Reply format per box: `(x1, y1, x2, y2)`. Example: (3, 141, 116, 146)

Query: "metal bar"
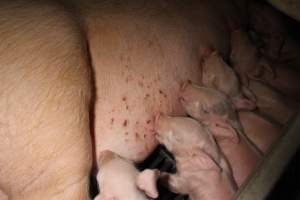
(266, 0, 300, 22)
(235, 112, 300, 200)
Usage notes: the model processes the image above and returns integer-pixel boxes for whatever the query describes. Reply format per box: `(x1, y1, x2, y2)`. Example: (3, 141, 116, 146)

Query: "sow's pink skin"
(179, 82, 262, 186)
(155, 115, 237, 200)
(95, 150, 160, 200)
(202, 50, 256, 111)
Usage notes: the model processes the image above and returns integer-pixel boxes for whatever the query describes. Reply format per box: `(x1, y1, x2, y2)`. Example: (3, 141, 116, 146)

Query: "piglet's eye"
(201, 105, 209, 114)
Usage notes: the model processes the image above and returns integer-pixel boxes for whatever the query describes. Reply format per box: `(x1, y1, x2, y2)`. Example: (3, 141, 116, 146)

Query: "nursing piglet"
(202, 51, 256, 110)
(248, 80, 294, 124)
(231, 30, 300, 102)
(230, 30, 274, 86)
(248, 1, 287, 59)
(95, 150, 159, 200)
(180, 83, 261, 186)
(155, 116, 237, 200)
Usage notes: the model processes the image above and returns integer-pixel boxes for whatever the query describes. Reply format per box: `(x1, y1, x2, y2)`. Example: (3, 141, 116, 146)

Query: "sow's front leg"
(0, 1, 92, 200)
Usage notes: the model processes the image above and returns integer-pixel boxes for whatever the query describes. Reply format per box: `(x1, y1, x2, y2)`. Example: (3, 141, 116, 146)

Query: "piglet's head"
(154, 114, 179, 152)
(154, 115, 205, 154)
(202, 51, 242, 97)
(97, 150, 117, 168)
(179, 82, 229, 121)
(202, 51, 220, 88)
(202, 51, 226, 78)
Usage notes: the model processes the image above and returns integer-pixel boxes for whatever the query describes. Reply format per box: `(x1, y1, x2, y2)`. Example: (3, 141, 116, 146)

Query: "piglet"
(257, 63, 300, 100)
(238, 111, 282, 153)
(230, 29, 274, 86)
(95, 150, 160, 200)
(231, 30, 300, 102)
(248, 1, 286, 59)
(202, 50, 256, 110)
(248, 80, 294, 125)
(179, 82, 262, 186)
(155, 115, 237, 200)
(279, 37, 300, 68)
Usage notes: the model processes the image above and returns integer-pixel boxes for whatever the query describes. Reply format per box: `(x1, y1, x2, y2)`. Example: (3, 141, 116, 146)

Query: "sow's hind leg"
(0, 1, 92, 200)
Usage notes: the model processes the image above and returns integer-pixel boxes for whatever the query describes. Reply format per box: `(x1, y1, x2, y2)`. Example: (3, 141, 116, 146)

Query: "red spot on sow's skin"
(138, 81, 144, 87)
(159, 89, 167, 98)
(135, 132, 140, 140)
(123, 120, 128, 127)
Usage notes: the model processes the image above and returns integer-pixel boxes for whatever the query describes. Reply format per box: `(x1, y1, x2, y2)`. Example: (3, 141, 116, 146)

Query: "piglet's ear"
(232, 96, 256, 111)
(206, 118, 239, 143)
(242, 86, 256, 102)
(136, 169, 160, 199)
(97, 150, 115, 166)
(259, 57, 276, 79)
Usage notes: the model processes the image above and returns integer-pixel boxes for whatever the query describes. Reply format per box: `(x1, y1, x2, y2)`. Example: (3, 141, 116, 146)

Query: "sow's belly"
(92, 36, 202, 162)
(88, 0, 232, 162)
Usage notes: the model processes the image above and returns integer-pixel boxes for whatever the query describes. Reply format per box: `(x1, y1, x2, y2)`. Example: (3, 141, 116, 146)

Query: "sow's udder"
(94, 66, 202, 162)
(92, 26, 203, 162)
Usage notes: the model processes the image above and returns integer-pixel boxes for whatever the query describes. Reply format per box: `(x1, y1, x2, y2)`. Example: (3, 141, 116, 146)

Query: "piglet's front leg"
(201, 50, 256, 111)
